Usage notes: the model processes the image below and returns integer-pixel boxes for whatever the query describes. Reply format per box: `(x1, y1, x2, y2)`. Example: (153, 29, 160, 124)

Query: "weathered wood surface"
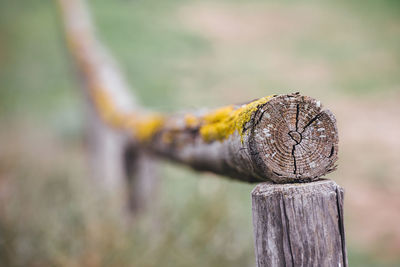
(150, 93, 339, 183)
(252, 179, 347, 267)
(58, 0, 339, 184)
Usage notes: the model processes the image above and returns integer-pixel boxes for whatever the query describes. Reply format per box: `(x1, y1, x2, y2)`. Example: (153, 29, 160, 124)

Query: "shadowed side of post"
(252, 180, 347, 267)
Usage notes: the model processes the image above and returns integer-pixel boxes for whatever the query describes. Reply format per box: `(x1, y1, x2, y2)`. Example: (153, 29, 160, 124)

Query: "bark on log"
(252, 179, 347, 267)
(147, 93, 339, 183)
(58, 0, 339, 184)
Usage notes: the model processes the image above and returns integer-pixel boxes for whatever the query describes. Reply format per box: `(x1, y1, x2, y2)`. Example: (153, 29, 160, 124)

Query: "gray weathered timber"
(59, 0, 340, 184)
(151, 93, 339, 183)
(252, 179, 347, 267)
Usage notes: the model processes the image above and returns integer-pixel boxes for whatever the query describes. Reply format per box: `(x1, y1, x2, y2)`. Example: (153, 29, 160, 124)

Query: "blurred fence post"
(59, 0, 159, 215)
(85, 95, 127, 194)
(123, 146, 159, 214)
(251, 179, 347, 267)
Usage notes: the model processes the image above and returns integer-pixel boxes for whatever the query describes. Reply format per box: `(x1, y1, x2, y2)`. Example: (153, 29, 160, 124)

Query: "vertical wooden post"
(59, 0, 159, 215)
(124, 146, 159, 214)
(85, 100, 127, 194)
(252, 179, 347, 267)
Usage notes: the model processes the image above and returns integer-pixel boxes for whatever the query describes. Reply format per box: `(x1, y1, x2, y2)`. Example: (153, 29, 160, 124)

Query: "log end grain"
(248, 93, 339, 183)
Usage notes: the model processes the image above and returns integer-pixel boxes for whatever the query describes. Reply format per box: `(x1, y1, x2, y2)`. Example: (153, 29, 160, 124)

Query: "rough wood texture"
(58, 0, 339, 184)
(149, 93, 339, 183)
(252, 179, 347, 267)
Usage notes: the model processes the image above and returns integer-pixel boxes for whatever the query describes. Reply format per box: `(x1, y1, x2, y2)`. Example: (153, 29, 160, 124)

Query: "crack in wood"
(291, 145, 297, 175)
(335, 186, 348, 267)
(252, 181, 347, 267)
(291, 104, 301, 174)
(329, 146, 335, 158)
(295, 104, 299, 132)
(282, 196, 295, 267)
(302, 112, 322, 133)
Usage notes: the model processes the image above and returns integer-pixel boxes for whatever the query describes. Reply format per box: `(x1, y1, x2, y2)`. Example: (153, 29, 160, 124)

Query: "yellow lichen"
(202, 106, 234, 124)
(198, 105, 234, 142)
(68, 27, 165, 142)
(184, 114, 200, 128)
(133, 114, 165, 141)
(90, 83, 274, 143)
(91, 87, 165, 141)
(199, 95, 275, 143)
(92, 86, 119, 125)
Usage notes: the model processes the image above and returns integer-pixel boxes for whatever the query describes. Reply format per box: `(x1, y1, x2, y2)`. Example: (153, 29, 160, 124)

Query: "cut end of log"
(249, 93, 338, 183)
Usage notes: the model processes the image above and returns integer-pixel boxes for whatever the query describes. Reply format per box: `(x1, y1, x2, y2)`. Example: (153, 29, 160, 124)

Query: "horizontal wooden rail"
(58, 0, 338, 184)
(58, 2, 347, 266)
(140, 93, 338, 183)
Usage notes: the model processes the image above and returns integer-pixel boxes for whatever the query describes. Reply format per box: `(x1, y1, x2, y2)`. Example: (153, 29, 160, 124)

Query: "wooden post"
(252, 179, 347, 267)
(58, 0, 159, 215)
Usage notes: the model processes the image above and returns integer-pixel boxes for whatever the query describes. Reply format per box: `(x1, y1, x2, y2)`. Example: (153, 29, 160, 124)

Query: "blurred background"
(1, 0, 400, 266)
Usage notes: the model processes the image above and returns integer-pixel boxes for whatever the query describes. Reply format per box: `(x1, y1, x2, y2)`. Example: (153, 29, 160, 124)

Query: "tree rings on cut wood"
(248, 93, 338, 183)
(148, 93, 338, 183)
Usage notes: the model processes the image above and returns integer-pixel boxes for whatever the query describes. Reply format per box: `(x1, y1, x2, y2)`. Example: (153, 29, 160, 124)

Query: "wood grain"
(252, 179, 347, 267)
(150, 93, 339, 183)
(58, 0, 339, 184)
